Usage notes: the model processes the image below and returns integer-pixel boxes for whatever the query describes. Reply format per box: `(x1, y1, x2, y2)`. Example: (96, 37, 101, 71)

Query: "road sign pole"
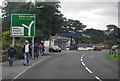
(12, 37, 15, 47)
(32, 37, 34, 59)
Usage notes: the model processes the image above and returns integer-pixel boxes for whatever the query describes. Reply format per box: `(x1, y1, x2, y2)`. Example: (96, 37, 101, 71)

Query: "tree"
(2, 2, 27, 31)
(62, 19, 87, 33)
(106, 24, 120, 41)
(2, 1, 65, 42)
(83, 28, 104, 44)
(34, 2, 64, 41)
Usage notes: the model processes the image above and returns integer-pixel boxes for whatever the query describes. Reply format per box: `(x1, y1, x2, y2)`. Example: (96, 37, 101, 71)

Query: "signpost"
(11, 14, 35, 37)
(11, 14, 36, 58)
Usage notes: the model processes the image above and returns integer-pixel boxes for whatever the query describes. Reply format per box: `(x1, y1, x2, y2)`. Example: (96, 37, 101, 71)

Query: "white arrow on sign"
(22, 21, 34, 36)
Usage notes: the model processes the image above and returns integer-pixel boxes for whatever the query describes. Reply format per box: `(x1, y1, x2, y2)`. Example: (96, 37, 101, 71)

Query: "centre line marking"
(85, 67, 92, 74)
(95, 76, 102, 81)
(82, 62, 85, 66)
(81, 59, 83, 62)
(80, 54, 102, 81)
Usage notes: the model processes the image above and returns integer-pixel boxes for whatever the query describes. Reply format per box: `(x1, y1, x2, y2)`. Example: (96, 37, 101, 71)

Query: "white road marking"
(81, 55, 83, 59)
(12, 57, 51, 80)
(81, 54, 86, 59)
(81, 59, 83, 62)
(85, 67, 92, 74)
(95, 76, 102, 81)
(81, 62, 85, 66)
(80, 54, 102, 81)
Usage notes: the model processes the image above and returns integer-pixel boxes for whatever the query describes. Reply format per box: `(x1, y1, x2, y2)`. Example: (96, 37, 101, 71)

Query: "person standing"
(7, 45, 16, 66)
(38, 43, 43, 57)
(41, 41, 45, 56)
(42, 45, 45, 56)
(23, 40, 31, 66)
(34, 43, 39, 59)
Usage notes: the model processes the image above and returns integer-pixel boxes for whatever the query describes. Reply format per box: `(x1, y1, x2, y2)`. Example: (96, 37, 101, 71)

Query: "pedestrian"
(42, 45, 45, 56)
(111, 45, 117, 54)
(41, 41, 45, 56)
(34, 43, 39, 59)
(7, 45, 16, 66)
(23, 40, 31, 66)
(38, 43, 43, 57)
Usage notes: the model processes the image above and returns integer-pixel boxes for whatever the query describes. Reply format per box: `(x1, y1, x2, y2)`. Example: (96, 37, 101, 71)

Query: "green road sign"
(11, 14, 36, 37)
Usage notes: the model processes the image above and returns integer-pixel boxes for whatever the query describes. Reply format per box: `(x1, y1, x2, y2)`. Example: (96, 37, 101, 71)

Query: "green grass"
(107, 54, 120, 62)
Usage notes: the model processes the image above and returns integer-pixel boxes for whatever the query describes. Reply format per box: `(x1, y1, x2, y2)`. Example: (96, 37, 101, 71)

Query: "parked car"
(86, 47, 94, 50)
(78, 47, 88, 51)
(78, 46, 94, 51)
(49, 45, 61, 52)
(93, 46, 102, 51)
(66, 47, 70, 50)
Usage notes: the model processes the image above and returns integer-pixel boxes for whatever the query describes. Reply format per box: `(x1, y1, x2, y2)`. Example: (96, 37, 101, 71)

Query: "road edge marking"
(12, 57, 51, 80)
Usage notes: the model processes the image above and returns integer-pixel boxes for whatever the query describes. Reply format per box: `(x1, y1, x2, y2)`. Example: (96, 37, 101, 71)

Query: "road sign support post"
(32, 37, 34, 59)
(12, 37, 15, 47)
(11, 14, 35, 59)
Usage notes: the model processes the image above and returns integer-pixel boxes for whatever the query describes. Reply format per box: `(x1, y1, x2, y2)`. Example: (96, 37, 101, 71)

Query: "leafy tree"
(2, 2, 27, 31)
(2, 1, 64, 42)
(2, 31, 12, 50)
(34, 2, 64, 41)
(106, 24, 120, 41)
(83, 28, 104, 44)
(62, 19, 87, 33)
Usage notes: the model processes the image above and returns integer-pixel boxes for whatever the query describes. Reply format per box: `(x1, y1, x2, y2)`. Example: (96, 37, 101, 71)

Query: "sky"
(59, 1, 119, 30)
(0, 0, 119, 30)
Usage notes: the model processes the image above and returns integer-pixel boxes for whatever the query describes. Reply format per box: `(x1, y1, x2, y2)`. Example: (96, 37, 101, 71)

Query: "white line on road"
(12, 57, 51, 80)
(81, 54, 85, 59)
(85, 67, 92, 74)
(81, 62, 85, 66)
(81, 59, 83, 62)
(80, 54, 102, 81)
(95, 76, 102, 81)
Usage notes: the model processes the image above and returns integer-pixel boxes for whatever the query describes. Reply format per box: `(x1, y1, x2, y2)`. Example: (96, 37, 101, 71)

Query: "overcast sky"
(59, 1, 118, 30)
(0, 0, 119, 30)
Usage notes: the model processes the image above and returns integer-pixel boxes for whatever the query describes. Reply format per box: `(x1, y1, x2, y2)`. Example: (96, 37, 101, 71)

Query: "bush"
(2, 50, 8, 62)
(2, 31, 12, 50)
(15, 45, 24, 60)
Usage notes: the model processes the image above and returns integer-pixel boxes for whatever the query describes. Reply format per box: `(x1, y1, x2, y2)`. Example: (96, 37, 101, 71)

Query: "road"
(16, 50, 118, 81)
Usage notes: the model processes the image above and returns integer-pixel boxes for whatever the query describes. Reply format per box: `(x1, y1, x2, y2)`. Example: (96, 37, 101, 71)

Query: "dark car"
(93, 46, 102, 51)
(49, 45, 61, 52)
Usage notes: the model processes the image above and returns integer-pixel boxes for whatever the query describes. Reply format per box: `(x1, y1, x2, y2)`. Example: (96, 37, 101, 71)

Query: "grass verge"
(107, 54, 120, 62)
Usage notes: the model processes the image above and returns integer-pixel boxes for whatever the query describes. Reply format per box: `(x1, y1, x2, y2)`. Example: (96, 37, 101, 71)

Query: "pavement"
(2, 53, 56, 79)
(2, 50, 119, 81)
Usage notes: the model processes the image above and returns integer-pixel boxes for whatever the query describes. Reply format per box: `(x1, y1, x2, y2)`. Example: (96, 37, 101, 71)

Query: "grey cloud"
(59, 2, 118, 30)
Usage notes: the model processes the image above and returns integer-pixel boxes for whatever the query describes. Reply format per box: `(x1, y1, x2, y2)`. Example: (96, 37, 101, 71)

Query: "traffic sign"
(11, 14, 36, 37)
